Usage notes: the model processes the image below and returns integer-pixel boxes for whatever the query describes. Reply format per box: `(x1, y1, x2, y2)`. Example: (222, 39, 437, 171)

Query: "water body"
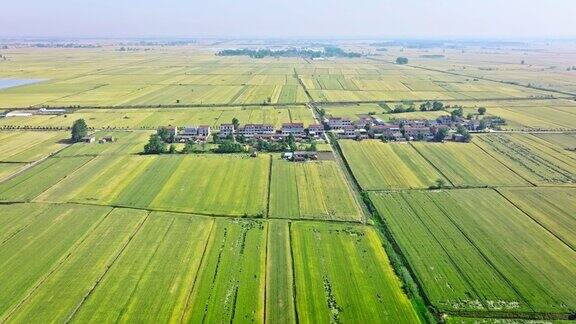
(0, 78, 45, 90)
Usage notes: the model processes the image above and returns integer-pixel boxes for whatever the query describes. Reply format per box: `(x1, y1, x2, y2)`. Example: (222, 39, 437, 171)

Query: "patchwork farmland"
(0, 41, 575, 324)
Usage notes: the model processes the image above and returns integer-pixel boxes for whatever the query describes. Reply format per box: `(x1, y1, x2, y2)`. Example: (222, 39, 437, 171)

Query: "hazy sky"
(2, 0, 575, 39)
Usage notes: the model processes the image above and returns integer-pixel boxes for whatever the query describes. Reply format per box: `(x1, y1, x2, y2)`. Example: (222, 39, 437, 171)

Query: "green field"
(475, 134, 576, 186)
(498, 187, 576, 250)
(71, 211, 213, 323)
(31, 154, 270, 216)
(291, 221, 421, 323)
(0, 131, 69, 162)
(56, 130, 152, 157)
(266, 220, 296, 324)
(269, 159, 361, 221)
(370, 189, 576, 314)
(0, 156, 93, 201)
(411, 141, 530, 187)
(0, 203, 113, 318)
(340, 139, 446, 189)
(0, 106, 315, 129)
(533, 133, 576, 151)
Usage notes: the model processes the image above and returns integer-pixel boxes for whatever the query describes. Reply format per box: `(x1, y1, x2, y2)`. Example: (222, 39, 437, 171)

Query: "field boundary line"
(227, 85, 249, 105)
(64, 211, 151, 323)
(408, 142, 456, 187)
(178, 219, 216, 324)
(493, 188, 576, 253)
(0, 206, 115, 323)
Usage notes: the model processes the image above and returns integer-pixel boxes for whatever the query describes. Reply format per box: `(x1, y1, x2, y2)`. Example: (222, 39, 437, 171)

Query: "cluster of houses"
(220, 122, 325, 141)
(156, 111, 497, 145)
(161, 122, 326, 143)
(324, 114, 494, 142)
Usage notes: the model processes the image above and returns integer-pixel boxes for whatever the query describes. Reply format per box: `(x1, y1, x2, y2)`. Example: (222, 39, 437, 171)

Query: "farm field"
(475, 134, 576, 186)
(0, 131, 69, 162)
(31, 154, 270, 216)
(266, 220, 296, 324)
(291, 221, 421, 323)
(411, 141, 530, 187)
(71, 211, 214, 323)
(0, 163, 27, 181)
(0, 105, 315, 130)
(0, 155, 93, 201)
(533, 132, 576, 150)
(322, 103, 448, 121)
(0, 203, 424, 322)
(369, 189, 576, 315)
(0, 203, 113, 318)
(340, 139, 446, 189)
(56, 130, 152, 156)
(269, 159, 361, 221)
(498, 187, 576, 250)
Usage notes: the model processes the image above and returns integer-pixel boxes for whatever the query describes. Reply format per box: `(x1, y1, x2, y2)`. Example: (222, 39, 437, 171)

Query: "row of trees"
(419, 101, 444, 111)
(217, 47, 361, 59)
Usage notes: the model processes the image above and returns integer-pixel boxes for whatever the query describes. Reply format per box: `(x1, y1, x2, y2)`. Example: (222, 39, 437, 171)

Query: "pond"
(0, 78, 45, 90)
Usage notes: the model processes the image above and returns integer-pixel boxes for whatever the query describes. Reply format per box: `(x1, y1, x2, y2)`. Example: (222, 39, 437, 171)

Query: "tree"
(434, 178, 446, 189)
(478, 107, 487, 115)
(157, 127, 173, 143)
(419, 101, 431, 111)
(232, 117, 240, 130)
(306, 142, 317, 152)
(168, 144, 176, 154)
(451, 107, 463, 121)
(181, 141, 194, 154)
(215, 140, 245, 153)
(286, 134, 297, 151)
(396, 57, 408, 65)
(457, 125, 472, 142)
(432, 101, 444, 111)
(143, 134, 167, 154)
(434, 127, 449, 142)
(71, 119, 88, 142)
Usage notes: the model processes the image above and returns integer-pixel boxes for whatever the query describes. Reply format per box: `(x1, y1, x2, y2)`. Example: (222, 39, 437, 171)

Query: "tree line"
(217, 47, 361, 59)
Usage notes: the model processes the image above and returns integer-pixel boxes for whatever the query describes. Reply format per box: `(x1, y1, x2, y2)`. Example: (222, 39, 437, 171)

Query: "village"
(158, 112, 500, 145)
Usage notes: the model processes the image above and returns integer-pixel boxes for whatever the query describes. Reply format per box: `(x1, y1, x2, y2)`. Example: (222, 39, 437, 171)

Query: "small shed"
(81, 136, 95, 143)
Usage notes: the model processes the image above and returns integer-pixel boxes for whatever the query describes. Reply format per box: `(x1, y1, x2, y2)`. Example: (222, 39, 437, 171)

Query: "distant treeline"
(216, 47, 361, 59)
